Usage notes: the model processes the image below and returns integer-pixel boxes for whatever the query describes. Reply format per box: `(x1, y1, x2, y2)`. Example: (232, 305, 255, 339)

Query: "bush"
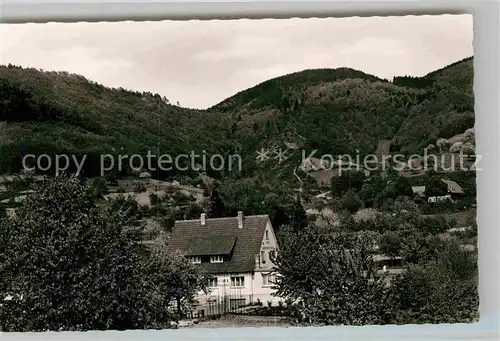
(389, 241, 478, 324)
(272, 225, 393, 325)
(0, 176, 173, 331)
(353, 208, 378, 224)
(418, 215, 450, 235)
(149, 193, 159, 206)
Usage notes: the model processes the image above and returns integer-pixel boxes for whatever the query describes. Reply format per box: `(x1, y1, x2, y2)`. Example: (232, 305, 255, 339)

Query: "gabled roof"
(167, 214, 270, 273)
(441, 179, 464, 194)
(182, 235, 237, 256)
(411, 186, 426, 197)
(410, 179, 465, 197)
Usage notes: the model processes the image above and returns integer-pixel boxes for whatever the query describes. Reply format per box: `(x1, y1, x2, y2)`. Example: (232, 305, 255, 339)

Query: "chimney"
(237, 211, 243, 229)
(200, 213, 206, 226)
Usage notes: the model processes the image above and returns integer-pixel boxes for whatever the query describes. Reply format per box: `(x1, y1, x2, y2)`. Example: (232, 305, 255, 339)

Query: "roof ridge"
(174, 214, 269, 224)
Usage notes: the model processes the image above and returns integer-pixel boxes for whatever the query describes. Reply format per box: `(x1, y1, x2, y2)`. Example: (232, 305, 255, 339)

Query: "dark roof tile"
(167, 214, 270, 274)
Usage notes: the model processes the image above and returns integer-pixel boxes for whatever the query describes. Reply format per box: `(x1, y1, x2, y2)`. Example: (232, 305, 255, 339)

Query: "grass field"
(188, 315, 291, 329)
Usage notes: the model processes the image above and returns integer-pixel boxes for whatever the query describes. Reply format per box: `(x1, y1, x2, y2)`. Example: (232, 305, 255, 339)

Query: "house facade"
(411, 179, 465, 203)
(167, 212, 283, 313)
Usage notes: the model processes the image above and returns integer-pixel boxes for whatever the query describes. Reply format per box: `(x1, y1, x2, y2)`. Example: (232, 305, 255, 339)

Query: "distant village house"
(411, 179, 464, 203)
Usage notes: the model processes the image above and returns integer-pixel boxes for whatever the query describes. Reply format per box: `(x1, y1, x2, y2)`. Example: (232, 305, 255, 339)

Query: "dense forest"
(0, 57, 473, 183)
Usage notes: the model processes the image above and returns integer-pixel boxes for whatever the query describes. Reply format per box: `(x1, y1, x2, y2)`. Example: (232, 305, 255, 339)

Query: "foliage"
(0, 176, 171, 331)
(392, 57, 474, 153)
(271, 226, 393, 325)
(417, 215, 452, 235)
(290, 195, 307, 229)
(330, 170, 365, 198)
(149, 193, 159, 206)
(360, 174, 387, 207)
(425, 177, 448, 197)
(132, 181, 147, 193)
(374, 177, 413, 208)
(0, 66, 231, 177)
(389, 241, 478, 324)
(208, 187, 226, 218)
(144, 249, 208, 319)
(353, 208, 378, 224)
(0, 57, 473, 184)
(378, 231, 403, 259)
(88, 177, 108, 199)
(341, 189, 363, 214)
(391, 196, 421, 228)
(217, 178, 298, 232)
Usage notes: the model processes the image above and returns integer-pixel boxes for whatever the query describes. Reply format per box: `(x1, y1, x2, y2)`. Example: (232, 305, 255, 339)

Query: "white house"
(167, 212, 283, 314)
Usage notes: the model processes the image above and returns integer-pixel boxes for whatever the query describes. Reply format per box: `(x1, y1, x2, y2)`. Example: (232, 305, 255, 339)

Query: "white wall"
(258, 220, 278, 269)
(194, 219, 283, 307)
(195, 271, 283, 307)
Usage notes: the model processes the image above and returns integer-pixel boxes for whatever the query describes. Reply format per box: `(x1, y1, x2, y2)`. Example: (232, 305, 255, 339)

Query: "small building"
(139, 171, 152, 179)
(412, 179, 465, 203)
(373, 254, 405, 282)
(428, 194, 452, 203)
(411, 186, 426, 198)
(441, 179, 465, 199)
(167, 212, 283, 315)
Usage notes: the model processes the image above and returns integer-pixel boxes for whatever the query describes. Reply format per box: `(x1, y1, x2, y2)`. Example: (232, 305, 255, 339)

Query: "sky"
(0, 14, 473, 109)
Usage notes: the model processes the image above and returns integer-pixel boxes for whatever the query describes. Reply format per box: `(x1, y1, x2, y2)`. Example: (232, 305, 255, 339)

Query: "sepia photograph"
(0, 14, 477, 332)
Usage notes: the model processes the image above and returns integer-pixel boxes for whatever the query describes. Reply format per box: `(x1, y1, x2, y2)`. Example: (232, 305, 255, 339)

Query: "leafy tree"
(399, 232, 446, 265)
(425, 177, 448, 197)
(374, 176, 412, 208)
(391, 196, 422, 228)
(360, 175, 386, 207)
(208, 187, 226, 218)
(389, 241, 478, 324)
(341, 189, 363, 213)
(183, 203, 204, 220)
(271, 226, 393, 325)
(145, 249, 208, 319)
(108, 195, 141, 221)
(330, 174, 350, 198)
(217, 178, 298, 230)
(0, 176, 172, 331)
(393, 176, 413, 198)
(330, 170, 365, 198)
(149, 193, 159, 206)
(88, 177, 108, 199)
(418, 215, 449, 235)
(290, 195, 307, 229)
(378, 231, 403, 259)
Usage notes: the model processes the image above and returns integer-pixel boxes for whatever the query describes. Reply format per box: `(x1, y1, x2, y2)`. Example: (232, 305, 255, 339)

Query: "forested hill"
(0, 56, 473, 180)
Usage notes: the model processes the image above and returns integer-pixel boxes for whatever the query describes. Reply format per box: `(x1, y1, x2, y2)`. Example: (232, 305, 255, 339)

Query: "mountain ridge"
(0, 56, 474, 182)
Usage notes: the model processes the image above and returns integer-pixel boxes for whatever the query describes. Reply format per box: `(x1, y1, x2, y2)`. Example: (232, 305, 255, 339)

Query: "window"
(230, 276, 245, 287)
(210, 255, 223, 263)
(208, 277, 218, 287)
(265, 230, 269, 240)
(262, 273, 276, 286)
(229, 299, 246, 310)
(190, 256, 201, 264)
(261, 251, 266, 263)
